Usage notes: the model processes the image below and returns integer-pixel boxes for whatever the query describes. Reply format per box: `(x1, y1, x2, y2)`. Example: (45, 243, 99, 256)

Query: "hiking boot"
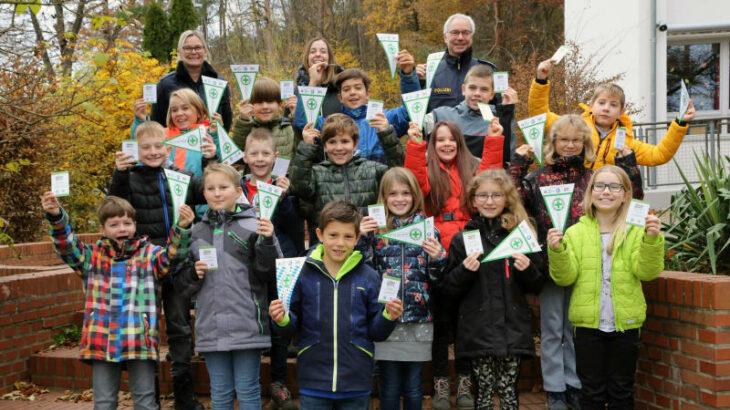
(173, 373, 204, 410)
(270, 381, 297, 410)
(547, 391, 570, 410)
(565, 386, 581, 410)
(456, 374, 474, 409)
(432, 377, 451, 410)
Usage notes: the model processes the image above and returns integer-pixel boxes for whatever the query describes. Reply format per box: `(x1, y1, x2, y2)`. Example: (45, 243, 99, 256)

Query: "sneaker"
(456, 375, 474, 409)
(565, 386, 581, 410)
(547, 391, 569, 410)
(270, 381, 297, 410)
(432, 377, 451, 410)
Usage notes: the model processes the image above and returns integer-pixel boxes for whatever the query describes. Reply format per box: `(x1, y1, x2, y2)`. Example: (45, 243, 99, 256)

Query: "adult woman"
(151, 30, 233, 131)
(294, 37, 344, 122)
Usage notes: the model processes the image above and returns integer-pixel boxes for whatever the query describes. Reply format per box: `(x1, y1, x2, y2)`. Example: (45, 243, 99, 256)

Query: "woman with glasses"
(151, 30, 233, 131)
(508, 114, 642, 410)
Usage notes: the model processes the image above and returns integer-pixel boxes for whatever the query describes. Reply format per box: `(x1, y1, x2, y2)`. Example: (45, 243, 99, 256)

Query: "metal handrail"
(631, 116, 730, 188)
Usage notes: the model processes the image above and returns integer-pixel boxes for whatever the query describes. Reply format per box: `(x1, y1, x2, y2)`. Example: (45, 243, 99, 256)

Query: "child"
(178, 163, 281, 409)
(530, 58, 696, 169)
(441, 169, 544, 410)
(294, 68, 408, 166)
(133, 88, 218, 177)
(404, 119, 502, 408)
(269, 200, 403, 409)
(357, 167, 447, 410)
(108, 121, 206, 410)
(41, 193, 193, 410)
(508, 114, 643, 409)
(547, 165, 664, 409)
(399, 55, 517, 164)
(290, 113, 403, 228)
(231, 76, 298, 160)
(239, 128, 299, 409)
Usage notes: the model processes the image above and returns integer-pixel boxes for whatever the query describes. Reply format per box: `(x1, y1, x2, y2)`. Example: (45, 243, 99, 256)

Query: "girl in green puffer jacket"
(547, 165, 664, 409)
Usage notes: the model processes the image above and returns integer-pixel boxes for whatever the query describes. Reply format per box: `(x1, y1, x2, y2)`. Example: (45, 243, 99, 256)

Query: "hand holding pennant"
(202, 75, 228, 118)
(539, 183, 574, 232)
(517, 113, 548, 165)
(165, 127, 204, 152)
(426, 52, 445, 89)
(276, 257, 306, 313)
(298, 86, 327, 124)
(403, 89, 431, 129)
(256, 181, 283, 220)
(163, 169, 191, 224)
(482, 220, 541, 262)
(231, 64, 259, 101)
(216, 122, 244, 165)
(377, 33, 399, 79)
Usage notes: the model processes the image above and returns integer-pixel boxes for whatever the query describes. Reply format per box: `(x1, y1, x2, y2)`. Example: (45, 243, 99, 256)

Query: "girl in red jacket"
(404, 119, 504, 408)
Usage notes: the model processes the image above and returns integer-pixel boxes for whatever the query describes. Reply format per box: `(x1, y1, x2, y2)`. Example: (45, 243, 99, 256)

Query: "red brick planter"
(637, 271, 730, 409)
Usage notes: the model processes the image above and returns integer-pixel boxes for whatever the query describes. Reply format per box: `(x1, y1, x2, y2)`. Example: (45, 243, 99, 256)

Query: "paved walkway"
(1, 388, 547, 409)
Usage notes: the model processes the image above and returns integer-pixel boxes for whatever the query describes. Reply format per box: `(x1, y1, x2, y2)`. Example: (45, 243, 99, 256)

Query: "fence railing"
(632, 116, 730, 189)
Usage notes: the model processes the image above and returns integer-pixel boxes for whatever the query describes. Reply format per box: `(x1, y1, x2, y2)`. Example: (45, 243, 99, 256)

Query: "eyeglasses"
(182, 46, 205, 53)
(592, 182, 625, 193)
(474, 192, 505, 202)
(448, 30, 473, 38)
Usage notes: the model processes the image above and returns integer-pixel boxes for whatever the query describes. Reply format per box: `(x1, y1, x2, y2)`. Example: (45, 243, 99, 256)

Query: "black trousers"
(162, 279, 194, 378)
(432, 290, 470, 377)
(574, 327, 640, 410)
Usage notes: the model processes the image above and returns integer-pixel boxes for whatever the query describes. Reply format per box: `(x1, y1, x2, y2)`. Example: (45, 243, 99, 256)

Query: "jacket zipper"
(158, 172, 171, 232)
(400, 243, 405, 323)
(311, 262, 340, 392)
(342, 165, 352, 203)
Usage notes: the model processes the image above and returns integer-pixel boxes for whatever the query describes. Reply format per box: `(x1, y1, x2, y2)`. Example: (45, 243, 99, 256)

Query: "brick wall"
(637, 271, 730, 409)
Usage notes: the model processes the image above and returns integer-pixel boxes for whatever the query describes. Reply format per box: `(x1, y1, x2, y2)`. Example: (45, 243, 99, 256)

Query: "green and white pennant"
(517, 113, 547, 165)
(231, 64, 259, 100)
(425, 52, 444, 89)
(165, 127, 204, 152)
(298, 86, 327, 124)
(403, 89, 431, 131)
(482, 220, 541, 262)
(216, 121, 243, 165)
(256, 181, 283, 220)
(276, 257, 306, 313)
(376, 33, 399, 79)
(539, 183, 574, 232)
(163, 169, 191, 224)
(202, 75, 228, 117)
(379, 219, 427, 246)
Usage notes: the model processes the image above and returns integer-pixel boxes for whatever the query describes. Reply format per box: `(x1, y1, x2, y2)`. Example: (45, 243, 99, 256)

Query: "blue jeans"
(300, 394, 370, 410)
(378, 361, 423, 410)
(92, 360, 157, 410)
(202, 349, 262, 410)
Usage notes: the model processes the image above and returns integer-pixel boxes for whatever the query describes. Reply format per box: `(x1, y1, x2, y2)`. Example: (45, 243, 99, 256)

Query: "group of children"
(43, 43, 696, 410)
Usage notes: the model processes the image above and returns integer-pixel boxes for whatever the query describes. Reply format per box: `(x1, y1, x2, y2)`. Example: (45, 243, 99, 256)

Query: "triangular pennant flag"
(256, 180, 283, 220)
(163, 169, 191, 224)
(165, 127, 204, 152)
(276, 257, 306, 313)
(376, 33, 399, 79)
(679, 79, 690, 122)
(517, 113, 547, 165)
(426, 52, 444, 89)
(379, 219, 426, 246)
(550, 44, 571, 64)
(482, 220, 541, 262)
(402, 89, 431, 130)
(217, 122, 243, 165)
(202, 75, 228, 116)
(231, 64, 259, 100)
(539, 183, 575, 232)
(298, 86, 327, 124)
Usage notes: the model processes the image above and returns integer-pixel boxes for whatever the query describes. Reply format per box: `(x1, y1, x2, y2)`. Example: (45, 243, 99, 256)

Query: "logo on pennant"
(202, 75, 228, 116)
(165, 127, 204, 152)
(517, 113, 547, 165)
(298, 86, 327, 124)
(163, 169, 191, 224)
(540, 183, 574, 232)
(231, 64, 259, 100)
(379, 219, 427, 246)
(256, 181, 283, 220)
(216, 122, 243, 165)
(276, 257, 306, 313)
(402, 89, 432, 130)
(426, 52, 445, 89)
(376, 33, 399, 79)
(482, 220, 541, 262)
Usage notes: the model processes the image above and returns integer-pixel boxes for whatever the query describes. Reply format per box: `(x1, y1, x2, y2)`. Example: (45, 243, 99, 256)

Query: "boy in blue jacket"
(294, 68, 408, 166)
(269, 201, 403, 409)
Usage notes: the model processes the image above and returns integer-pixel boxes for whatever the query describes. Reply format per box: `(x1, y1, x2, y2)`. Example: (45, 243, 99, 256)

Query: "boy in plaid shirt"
(41, 193, 193, 410)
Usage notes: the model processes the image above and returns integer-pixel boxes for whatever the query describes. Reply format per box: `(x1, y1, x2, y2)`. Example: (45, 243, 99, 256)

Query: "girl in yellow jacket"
(529, 59, 696, 169)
